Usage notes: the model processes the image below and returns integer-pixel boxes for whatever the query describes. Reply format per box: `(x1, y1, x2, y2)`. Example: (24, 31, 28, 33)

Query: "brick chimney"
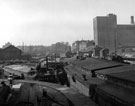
(131, 16, 134, 24)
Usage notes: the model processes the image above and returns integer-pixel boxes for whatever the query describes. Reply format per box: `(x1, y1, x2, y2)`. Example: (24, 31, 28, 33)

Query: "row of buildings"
(2, 13, 135, 60)
(71, 14, 135, 58)
(71, 40, 109, 59)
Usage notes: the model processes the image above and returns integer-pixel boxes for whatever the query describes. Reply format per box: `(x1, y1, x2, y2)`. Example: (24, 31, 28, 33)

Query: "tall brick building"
(93, 14, 135, 53)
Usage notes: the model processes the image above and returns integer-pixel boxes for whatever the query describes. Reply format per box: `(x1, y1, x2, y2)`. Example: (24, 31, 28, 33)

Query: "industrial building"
(0, 45, 22, 60)
(93, 14, 135, 53)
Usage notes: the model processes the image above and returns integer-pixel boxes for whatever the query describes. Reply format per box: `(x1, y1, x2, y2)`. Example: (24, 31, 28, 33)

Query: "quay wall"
(65, 64, 135, 106)
(67, 74, 89, 97)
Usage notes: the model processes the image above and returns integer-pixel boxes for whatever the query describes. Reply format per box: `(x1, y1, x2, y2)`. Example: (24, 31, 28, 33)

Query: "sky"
(0, 0, 135, 47)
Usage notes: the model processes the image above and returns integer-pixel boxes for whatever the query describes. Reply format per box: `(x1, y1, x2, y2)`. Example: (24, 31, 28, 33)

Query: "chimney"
(131, 16, 134, 24)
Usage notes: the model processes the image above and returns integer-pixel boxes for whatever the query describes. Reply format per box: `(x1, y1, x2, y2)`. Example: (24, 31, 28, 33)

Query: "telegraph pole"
(46, 56, 48, 70)
(114, 27, 117, 56)
(22, 42, 24, 54)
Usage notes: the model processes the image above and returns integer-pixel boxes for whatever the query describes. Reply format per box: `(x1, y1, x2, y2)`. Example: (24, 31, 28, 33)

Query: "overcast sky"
(0, 0, 135, 47)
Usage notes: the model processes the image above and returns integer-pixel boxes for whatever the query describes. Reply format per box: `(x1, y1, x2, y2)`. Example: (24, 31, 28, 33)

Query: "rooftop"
(70, 58, 124, 71)
(96, 65, 135, 75)
(107, 70, 135, 83)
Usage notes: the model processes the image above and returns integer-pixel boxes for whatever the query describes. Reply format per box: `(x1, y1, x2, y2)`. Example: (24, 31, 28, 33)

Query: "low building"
(0, 45, 22, 60)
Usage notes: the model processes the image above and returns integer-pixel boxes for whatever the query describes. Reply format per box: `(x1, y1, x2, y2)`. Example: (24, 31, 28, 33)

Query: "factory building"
(94, 14, 135, 53)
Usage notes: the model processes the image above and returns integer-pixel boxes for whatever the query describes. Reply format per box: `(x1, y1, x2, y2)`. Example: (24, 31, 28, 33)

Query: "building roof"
(117, 24, 135, 28)
(97, 81, 135, 104)
(3, 45, 21, 52)
(64, 65, 105, 87)
(107, 70, 135, 83)
(96, 65, 135, 75)
(84, 46, 94, 52)
(70, 58, 123, 71)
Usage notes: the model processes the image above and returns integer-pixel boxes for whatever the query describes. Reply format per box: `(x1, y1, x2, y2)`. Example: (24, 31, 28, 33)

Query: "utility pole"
(55, 53, 56, 62)
(46, 56, 48, 70)
(22, 42, 24, 54)
(114, 27, 117, 56)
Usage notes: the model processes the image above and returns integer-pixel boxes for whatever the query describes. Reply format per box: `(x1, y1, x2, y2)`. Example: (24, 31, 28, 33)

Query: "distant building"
(0, 45, 22, 60)
(72, 41, 80, 52)
(94, 14, 135, 53)
(93, 46, 102, 58)
(2, 42, 12, 49)
(100, 48, 109, 59)
(72, 40, 95, 52)
(79, 40, 87, 51)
